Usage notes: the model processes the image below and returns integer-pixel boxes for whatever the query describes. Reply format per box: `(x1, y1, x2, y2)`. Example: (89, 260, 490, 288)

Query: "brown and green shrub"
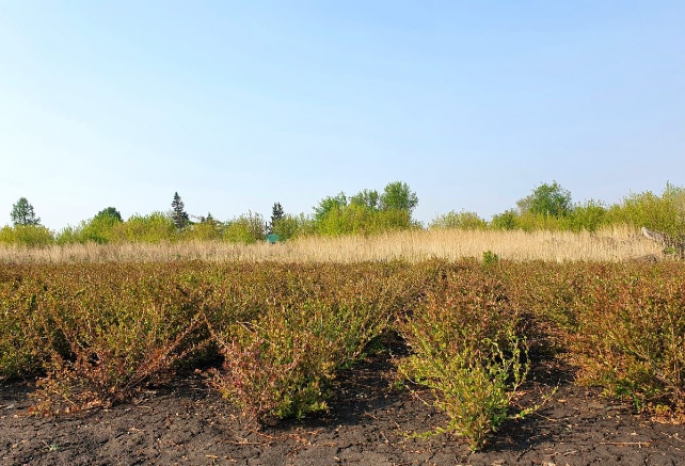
(562, 263, 685, 413)
(2, 258, 684, 438)
(397, 264, 531, 450)
(207, 262, 418, 424)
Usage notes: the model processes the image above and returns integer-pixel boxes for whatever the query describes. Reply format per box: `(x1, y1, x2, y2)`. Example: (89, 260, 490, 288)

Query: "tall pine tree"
(171, 192, 190, 229)
(269, 202, 284, 234)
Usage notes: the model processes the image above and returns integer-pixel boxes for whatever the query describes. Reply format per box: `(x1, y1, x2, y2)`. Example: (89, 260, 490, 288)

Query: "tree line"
(3, 181, 685, 247)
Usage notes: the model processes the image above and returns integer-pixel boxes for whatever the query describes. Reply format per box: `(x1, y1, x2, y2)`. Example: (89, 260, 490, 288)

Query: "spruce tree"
(269, 202, 284, 234)
(171, 192, 190, 229)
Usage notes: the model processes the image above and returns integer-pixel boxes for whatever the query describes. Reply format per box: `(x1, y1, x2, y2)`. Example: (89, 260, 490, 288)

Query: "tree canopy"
(380, 181, 418, 213)
(94, 207, 123, 223)
(516, 181, 572, 217)
(11, 197, 41, 226)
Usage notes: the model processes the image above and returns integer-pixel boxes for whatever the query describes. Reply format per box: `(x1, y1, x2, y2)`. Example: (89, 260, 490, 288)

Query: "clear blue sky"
(1, 1, 683, 229)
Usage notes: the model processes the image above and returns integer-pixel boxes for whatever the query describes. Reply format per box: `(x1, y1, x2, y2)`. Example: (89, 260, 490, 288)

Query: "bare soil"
(2, 340, 684, 466)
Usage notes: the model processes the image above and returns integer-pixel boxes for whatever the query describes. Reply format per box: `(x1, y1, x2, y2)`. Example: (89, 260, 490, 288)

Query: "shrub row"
(2, 259, 684, 447)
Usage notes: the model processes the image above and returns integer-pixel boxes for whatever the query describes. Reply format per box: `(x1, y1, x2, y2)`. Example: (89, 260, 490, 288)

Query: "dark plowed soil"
(2, 343, 684, 466)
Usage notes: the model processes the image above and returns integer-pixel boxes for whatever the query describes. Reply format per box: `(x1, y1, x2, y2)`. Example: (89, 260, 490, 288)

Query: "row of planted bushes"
(1, 259, 684, 448)
(0, 261, 431, 417)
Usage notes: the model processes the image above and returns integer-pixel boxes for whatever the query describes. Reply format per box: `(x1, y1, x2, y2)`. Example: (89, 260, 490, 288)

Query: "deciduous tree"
(517, 181, 572, 217)
(94, 207, 123, 223)
(380, 181, 418, 214)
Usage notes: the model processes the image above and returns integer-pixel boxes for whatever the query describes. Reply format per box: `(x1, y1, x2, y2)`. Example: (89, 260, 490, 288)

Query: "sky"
(1, 1, 684, 230)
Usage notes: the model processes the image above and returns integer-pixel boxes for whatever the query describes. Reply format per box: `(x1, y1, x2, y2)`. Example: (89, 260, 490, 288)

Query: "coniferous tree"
(171, 192, 190, 229)
(10, 197, 41, 226)
(269, 202, 285, 233)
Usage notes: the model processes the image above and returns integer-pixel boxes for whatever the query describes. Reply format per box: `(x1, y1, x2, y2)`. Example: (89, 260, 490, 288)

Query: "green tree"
(171, 192, 190, 229)
(94, 207, 123, 223)
(203, 212, 218, 225)
(350, 189, 381, 211)
(10, 197, 41, 226)
(380, 181, 419, 214)
(516, 181, 572, 217)
(77, 207, 125, 244)
(314, 192, 348, 222)
(223, 212, 266, 244)
(568, 200, 607, 232)
(269, 202, 285, 234)
(490, 209, 519, 230)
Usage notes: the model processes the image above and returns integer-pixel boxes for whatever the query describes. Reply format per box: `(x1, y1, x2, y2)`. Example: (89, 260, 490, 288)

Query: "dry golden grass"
(0, 226, 666, 264)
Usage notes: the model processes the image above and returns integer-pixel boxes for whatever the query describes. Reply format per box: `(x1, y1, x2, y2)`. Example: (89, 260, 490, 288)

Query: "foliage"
(11, 197, 41, 226)
(3, 258, 685, 446)
(311, 182, 420, 237)
(350, 189, 381, 211)
(403, 334, 529, 450)
(516, 181, 572, 218)
(269, 202, 285, 234)
(490, 199, 607, 233)
(171, 192, 190, 230)
(504, 261, 685, 415)
(95, 207, 123, 223)
(397, 265, 529, 450)
(0, 225, 54, 247)
(490, 209, 519, 230)
(112, 212, 177, 243)
(486, 182, 684, 235)
(6, 181, 685, 244)
(272, 214, 311, 240)
(314, 192, 348, 223)
(430, 210, 487, 230)
(560, 265, 685, 413)
(567, 199, 608, 232)
(315, 204, 413, 237)
(205, 262, 416, 423)
(1, 263, 211, 410)
(482, 250, 499, 265)
(380, 181, 418, 214)
(606, 183, 685, 238)
(222, 212, 266, 244)
(78, 208, 125, 244)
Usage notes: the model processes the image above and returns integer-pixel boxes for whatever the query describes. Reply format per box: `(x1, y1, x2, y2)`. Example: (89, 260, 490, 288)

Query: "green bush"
(397, 265, 531, 449)
(315, 204, 413, 236)
(0, 225, 54, 247)
(483, 250, 499, 265)
(111, 212, 177, 243)
(430, 210, 487, 230)
(400, 333, 529, 450)
(490, 209, 519, 230)
(567, 200, 608, 232)
(606, 184, 685, 237)
(222, 212, 266, 244)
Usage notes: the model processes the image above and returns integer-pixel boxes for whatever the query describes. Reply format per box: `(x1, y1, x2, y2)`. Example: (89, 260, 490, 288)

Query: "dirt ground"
(2, 344, 684, 466)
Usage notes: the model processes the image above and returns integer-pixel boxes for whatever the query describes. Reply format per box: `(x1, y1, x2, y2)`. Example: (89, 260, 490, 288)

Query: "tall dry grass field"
(0, 226, 665, 264)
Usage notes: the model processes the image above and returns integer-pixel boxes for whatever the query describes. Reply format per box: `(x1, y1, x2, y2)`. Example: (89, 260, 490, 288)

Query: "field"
(0, 226, 665, 264)
(1, 230, 684, 465)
